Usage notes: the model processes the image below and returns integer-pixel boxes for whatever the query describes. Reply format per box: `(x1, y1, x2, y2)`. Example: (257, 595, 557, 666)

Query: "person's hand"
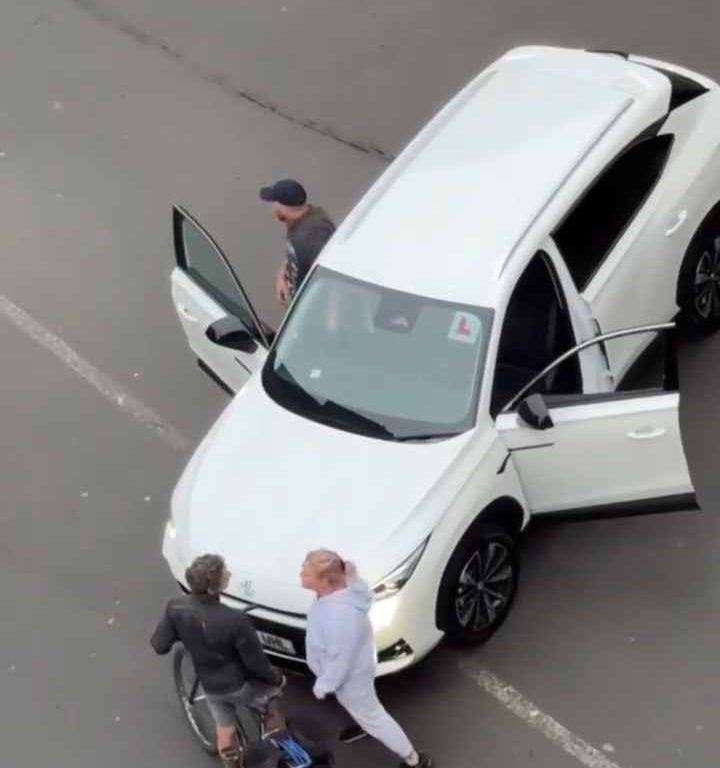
(343, 561, 357, 580)
(271, 667, 286, 689)
(312, 681, 327, 700)
(275, 273, 289, 305)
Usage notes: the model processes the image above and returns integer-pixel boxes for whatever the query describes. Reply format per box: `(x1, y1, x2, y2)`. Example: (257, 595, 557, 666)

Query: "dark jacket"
(151, 593, 282, 695)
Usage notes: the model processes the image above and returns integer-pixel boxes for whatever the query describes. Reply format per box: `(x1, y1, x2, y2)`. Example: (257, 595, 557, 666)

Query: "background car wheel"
(437, 523, 519, 647)
(677, 206, 720, 334)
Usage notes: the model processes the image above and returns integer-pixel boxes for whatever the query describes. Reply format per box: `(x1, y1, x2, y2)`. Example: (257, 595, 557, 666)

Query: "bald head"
(309, 549, 346, 583)
(301, 549, 347, 595)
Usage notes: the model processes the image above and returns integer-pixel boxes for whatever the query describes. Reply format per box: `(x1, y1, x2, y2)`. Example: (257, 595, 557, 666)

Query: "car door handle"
(178, 305, 199, 323)
(627, 426, 666, 440)
(665, 210, 687, 237)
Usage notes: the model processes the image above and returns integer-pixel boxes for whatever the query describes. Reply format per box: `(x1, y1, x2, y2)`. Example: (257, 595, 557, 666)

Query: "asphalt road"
(1, 2, 720, 767)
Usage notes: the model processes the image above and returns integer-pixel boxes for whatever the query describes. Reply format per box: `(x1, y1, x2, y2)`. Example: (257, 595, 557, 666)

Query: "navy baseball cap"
(259, 179, 307, 206)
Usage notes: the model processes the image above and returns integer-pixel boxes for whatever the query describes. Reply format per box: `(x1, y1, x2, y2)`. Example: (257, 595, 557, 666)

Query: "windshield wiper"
(272, 363, 325, 406)
(392, 432, 462, 442)
(271, 364, 394, 439)
(316, 398, 395, 439)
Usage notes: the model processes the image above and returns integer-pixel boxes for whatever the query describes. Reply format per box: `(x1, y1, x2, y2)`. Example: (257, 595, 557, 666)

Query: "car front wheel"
(437, 523, 518, 646)
(678, 207, 720, 333)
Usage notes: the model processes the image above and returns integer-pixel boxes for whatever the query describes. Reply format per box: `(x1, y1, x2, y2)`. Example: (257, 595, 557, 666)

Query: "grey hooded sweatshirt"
(306, 575, 376, 698)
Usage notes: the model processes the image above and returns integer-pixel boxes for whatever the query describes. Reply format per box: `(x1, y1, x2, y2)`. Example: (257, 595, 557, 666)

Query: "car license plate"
(258, 630, 296, 656)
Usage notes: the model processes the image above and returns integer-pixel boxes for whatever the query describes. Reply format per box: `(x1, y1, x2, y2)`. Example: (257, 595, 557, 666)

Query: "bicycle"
(173, 647, 334, 767)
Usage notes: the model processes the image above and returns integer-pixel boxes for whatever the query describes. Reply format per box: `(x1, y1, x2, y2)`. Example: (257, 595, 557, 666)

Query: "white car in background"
(163, 46, 720, 675)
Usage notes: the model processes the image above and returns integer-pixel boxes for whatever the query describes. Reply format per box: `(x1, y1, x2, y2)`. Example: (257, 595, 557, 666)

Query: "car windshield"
(262, 267, 493, 440)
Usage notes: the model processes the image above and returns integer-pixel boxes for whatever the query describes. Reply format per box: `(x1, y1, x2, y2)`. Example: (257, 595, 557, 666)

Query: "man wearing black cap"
(259, 179, 336, 306)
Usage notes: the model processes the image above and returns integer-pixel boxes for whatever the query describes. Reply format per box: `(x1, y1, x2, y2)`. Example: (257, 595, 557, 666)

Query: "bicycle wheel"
(173, 647, 219, 754)
(173, 648, 258, 756)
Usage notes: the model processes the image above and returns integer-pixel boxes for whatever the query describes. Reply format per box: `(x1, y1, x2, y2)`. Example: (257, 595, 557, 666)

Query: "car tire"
(437, 522, 519, 647)
(677, 206, 720, 334)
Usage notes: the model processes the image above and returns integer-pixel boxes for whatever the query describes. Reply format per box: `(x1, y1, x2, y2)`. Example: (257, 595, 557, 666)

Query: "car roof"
(319, 46, 672, 307)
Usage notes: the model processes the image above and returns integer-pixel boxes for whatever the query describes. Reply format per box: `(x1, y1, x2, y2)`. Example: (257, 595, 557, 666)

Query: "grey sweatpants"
(336, 679, 414, 759)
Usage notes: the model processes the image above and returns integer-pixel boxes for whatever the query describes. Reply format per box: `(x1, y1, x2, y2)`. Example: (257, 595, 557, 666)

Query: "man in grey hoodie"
(301, 549, 432, 768)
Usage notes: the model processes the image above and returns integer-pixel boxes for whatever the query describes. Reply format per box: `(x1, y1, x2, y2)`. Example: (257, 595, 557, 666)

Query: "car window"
(262, 268, 494, 440)
(615, 330, 673, 392)
(553, 134, 674, 292)
(490, 252, 581, 416)
(179, 217, 258, 335)
(509, 328, 675, 412)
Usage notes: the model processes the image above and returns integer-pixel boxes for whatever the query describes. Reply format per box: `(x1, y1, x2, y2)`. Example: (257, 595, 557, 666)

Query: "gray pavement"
(63, 0, 720, 157)
(1, 1, 720, 767)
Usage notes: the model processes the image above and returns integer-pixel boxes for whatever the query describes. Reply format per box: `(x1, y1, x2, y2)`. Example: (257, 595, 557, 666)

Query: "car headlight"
(372, 538, 429, 601)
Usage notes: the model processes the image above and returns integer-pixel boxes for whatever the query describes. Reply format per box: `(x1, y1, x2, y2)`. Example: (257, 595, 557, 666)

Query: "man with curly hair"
(152, 554, 284, 768)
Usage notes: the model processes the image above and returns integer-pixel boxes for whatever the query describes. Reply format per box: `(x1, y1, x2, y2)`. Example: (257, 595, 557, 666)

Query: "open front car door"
(170, 205, 273, 393)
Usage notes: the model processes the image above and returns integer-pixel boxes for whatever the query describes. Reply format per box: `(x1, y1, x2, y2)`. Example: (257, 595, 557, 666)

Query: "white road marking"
(460, 664, 625, 768)
(0, 294, 187, 451)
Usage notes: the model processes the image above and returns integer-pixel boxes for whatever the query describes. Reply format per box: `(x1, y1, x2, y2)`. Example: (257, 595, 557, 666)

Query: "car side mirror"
(517, 393, 554, 430)
(206, 316, 258, 353)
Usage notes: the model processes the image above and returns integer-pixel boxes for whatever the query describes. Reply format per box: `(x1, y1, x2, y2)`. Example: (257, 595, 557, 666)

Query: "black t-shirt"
(286, 206, 335, 299)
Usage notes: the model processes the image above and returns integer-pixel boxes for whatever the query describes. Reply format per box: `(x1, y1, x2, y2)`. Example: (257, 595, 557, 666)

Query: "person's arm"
(150, 607, 179, 655)
(312, 609, 362, 699)
(234, 620, 283, 686)
(275, 261, 289, 305)
(293, 224, 333, 288)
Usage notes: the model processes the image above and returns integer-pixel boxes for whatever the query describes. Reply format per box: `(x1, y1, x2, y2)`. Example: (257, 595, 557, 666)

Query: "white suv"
(163, 46, 720, 675)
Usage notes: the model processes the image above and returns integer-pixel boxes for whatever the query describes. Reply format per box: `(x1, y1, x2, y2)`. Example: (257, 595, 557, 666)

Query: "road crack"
(66, 0, 394, 162)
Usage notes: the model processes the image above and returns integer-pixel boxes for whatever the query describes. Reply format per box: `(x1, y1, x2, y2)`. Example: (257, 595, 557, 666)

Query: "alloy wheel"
(694, 236, 720, 319)
(455, 541, 514, 631)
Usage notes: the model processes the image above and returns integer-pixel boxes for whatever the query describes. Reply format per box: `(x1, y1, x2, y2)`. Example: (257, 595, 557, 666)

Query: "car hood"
(171, 377, 474, 614)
